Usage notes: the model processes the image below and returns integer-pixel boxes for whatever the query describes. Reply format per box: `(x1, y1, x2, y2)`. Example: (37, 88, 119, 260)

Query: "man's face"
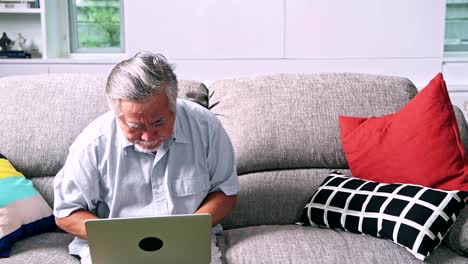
(117, 89, 175, 153)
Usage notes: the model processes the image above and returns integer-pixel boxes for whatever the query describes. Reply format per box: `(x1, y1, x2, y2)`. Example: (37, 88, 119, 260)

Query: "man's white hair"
(105, 51, 178, 115)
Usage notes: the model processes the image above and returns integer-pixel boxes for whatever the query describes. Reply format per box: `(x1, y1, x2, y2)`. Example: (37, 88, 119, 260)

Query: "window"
(445, 0, 468, 53)
(68, 0, 124, 53)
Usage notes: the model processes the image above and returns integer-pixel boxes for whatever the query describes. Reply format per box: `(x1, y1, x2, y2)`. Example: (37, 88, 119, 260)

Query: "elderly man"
(53, 52, 239, 264)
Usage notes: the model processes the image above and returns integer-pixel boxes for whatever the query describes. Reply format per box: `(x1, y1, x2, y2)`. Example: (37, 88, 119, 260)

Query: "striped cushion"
(0, 153, 56, 257)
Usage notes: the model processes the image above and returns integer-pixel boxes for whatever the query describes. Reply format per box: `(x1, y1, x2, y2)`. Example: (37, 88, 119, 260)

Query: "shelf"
(0, 8, 41, 14)
(0, 56, 124, 64)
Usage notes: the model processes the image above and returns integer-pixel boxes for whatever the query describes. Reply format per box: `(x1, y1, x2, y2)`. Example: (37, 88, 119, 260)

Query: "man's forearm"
(55, 209, 98, 239)
(195, 192, 238, 225)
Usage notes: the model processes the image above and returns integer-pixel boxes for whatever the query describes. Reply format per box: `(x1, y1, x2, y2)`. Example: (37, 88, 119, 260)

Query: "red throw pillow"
(340, 73, 468, 191)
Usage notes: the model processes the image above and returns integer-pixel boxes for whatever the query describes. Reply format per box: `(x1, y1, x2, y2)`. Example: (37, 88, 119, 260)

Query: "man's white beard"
(134, 138, 165, 153)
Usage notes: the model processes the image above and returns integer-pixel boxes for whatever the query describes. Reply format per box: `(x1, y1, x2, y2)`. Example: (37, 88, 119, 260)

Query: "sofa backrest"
(209, 73, 468, 229)
(2, 73, 467, 229)
(209, 73, 420, 175)
(0, 73, 207, 208)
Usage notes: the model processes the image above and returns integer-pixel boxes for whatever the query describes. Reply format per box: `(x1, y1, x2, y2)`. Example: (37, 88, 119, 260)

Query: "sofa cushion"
(0, 74, 208, 178)
(220, 168, 351, 229)
(340, 73, 468, 191)
(208, 73, 418, 175)
(454, 106, 468, 156)
(0, 153, 56, 257)
(0, 232, 77, 264)
(219, 225, 467, 264)
(29, 176, 55, 209)
(444, 207, 468, 256)
(300, 172, 468, 261)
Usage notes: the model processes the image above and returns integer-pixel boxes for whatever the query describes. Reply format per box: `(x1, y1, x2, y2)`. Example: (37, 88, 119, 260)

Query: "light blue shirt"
(53, 99, 239, 255)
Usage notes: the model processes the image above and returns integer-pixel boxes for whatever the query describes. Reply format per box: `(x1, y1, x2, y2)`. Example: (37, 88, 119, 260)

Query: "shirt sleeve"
(207, 118, 239, 196)
(53, 145, 100, 218)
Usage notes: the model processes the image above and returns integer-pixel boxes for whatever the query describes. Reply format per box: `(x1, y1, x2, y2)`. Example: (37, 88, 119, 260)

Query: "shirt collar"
(115, 117, 134, 150)
(171, 103, 189, 144)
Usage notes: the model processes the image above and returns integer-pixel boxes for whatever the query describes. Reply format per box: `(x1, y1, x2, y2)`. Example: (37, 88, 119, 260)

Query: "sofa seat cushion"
(221, 169, 338, 229)
(218, 225, 467, 264)
(1, 232, 77, 264)
(444, 207, 468, 256)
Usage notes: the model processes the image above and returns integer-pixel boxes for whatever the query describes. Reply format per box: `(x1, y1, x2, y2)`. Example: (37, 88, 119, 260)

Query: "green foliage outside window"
(75, 0, 121, 49)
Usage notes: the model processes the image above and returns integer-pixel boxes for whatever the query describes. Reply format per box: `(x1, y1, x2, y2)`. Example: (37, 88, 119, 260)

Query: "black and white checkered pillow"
(300, 172, 468, 261)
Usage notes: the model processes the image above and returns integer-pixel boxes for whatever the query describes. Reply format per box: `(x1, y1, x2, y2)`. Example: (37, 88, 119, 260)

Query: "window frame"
(444, 0, 468, 55)
(68, 0, 125, 53)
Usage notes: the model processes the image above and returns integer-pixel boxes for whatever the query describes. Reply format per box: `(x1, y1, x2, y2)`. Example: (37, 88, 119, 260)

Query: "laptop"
(85, 213, 212, 264)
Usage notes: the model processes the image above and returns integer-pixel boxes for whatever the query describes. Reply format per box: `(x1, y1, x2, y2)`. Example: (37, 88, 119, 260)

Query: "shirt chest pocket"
(173, 177, 210, 197)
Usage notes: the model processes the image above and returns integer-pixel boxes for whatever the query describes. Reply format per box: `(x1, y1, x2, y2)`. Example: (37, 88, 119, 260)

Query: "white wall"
(3, 0, 467, 118)
(120, 0, 447, 88)
(285, 1, 446, 59)
(125, 0, 285, 59)
(0, 0, 460, 90)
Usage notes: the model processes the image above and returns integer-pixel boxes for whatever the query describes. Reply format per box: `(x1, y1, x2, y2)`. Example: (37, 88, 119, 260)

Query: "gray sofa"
(0, 73, 467, 264)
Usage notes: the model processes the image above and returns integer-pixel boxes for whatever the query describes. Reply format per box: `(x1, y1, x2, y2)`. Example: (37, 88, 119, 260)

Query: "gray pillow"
(178, 80, 209, 108)
(444, 207, 468, 256)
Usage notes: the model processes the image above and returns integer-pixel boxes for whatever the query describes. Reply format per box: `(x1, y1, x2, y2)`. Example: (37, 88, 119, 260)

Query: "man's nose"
(140, 128, 158, 141)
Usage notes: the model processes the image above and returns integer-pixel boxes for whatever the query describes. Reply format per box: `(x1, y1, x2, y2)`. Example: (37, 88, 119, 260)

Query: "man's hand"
(195, 192, 238, 226)
(55, 209, 98, 239)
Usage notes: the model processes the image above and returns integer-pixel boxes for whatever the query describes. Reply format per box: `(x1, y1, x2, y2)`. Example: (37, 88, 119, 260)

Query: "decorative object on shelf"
(0, 32, 12, 51)
(21, 38, 41, 58)
(0, 50, 32, 58)
(11, 33, 26, 51)
(0, 0, 37, 9)
(0, 32, 31, 58)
